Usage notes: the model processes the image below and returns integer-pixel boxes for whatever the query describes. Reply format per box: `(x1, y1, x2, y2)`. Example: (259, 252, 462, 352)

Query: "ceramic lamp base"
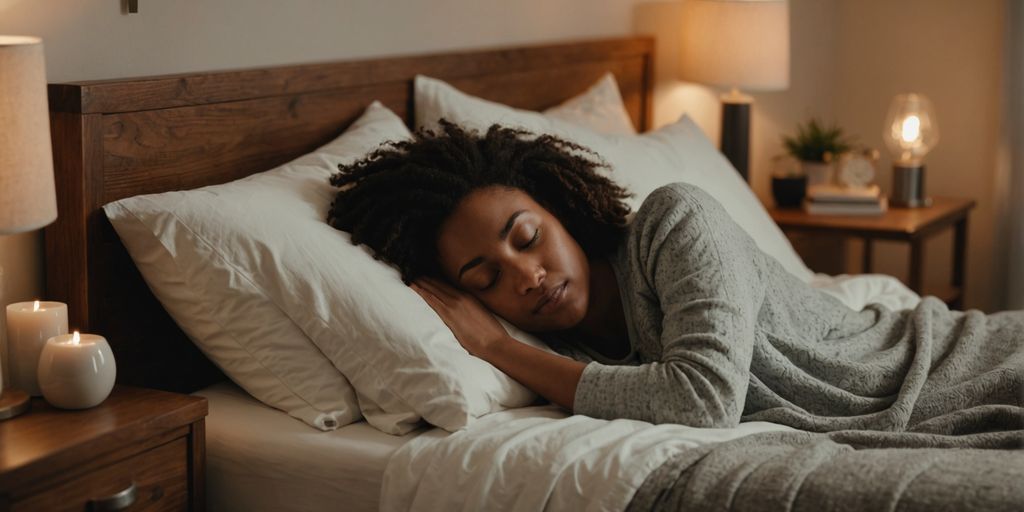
(720, 100, 751, 183)
(0, 388, 30, 420)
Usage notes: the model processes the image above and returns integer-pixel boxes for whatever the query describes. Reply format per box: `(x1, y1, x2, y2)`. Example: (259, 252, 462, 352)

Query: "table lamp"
(884, 93, 939, 207)
(678, 0, 790, 182)
(0, 36, 58, 420)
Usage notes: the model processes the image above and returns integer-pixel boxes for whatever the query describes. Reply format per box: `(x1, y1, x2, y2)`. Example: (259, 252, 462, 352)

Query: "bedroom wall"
(638, 0, 1006, 311)
(832, 0, 1004, 312)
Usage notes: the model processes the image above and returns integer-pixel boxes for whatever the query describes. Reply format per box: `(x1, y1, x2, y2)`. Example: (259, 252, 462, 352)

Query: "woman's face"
(435, 186, 591, 333)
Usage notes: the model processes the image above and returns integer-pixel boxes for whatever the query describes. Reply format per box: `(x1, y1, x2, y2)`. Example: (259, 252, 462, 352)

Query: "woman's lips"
(534, 281, 568, 314)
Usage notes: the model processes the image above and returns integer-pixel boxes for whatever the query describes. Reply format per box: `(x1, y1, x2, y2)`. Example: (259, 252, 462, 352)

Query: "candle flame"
(33, 300, 40, 312)
(72, 330, 80, 345)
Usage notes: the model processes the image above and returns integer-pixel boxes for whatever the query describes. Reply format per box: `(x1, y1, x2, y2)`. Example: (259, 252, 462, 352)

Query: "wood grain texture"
(0, 386, 207, 499)
(48, 37, 654, 116)
(766, 197, 976, 241)
(45, 112, 100, 332)
(43, 37, 655, 393)
(11, 438, 188, 512)
(188, 420, 205, 512)
(100, 84, 408, 203)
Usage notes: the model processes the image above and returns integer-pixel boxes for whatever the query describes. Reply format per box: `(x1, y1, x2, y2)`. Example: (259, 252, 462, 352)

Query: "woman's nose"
(514, 260, 546, 296)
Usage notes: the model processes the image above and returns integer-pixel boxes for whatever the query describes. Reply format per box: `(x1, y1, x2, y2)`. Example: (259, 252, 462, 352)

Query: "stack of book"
(804, 184, 887, 216)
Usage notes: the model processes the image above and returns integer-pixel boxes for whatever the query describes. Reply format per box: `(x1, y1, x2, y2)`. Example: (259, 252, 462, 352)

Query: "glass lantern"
(883, 93, 939, 207)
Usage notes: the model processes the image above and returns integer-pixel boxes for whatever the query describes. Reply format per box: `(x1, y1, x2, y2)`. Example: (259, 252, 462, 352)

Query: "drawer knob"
(89, 481, 137, 511)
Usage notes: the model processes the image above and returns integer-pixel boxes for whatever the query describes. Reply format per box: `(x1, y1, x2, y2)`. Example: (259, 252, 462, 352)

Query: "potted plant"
(770, 154, 806, 208)
(782, 118, 854, 186)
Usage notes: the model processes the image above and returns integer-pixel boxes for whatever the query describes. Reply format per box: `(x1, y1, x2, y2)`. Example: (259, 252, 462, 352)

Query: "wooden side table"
(0, 386, 208, 511)
(767, 197, 976, 309)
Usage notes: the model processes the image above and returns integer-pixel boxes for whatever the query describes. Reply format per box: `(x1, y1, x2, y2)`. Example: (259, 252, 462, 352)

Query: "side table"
(0, 385, 207, 511)
(767, 197, 976, 309)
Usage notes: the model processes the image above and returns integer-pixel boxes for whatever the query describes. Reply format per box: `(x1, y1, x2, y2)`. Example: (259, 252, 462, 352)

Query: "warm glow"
(33, 300, 40, 312)
(71, 330, 80, 345)
(901, 115, 921, 143)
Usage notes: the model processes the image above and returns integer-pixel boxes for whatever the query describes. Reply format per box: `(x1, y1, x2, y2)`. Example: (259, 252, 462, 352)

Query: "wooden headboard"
(44, 36, 655, 393)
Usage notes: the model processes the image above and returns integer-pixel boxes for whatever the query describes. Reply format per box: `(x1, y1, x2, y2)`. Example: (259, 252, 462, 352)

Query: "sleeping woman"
(327, 121, 1024, 435)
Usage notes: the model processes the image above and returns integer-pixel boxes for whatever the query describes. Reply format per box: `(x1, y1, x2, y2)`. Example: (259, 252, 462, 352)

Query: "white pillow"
(107, 101, 549, 435)
(103, 103, 411, 431)
(542, 72, 637, 135)
(414, 75, 814, 282)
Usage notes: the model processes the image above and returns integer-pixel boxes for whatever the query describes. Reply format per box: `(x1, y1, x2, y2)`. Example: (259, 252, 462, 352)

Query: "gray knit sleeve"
(572, 184, 764, 428)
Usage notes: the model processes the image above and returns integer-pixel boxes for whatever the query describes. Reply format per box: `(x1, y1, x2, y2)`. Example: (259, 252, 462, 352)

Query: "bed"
(44, 37, 1022, 512)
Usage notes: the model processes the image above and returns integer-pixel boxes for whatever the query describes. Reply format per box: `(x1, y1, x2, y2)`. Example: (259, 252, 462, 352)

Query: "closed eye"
(521, 228, 540, 249)
(481, 228, 540, 291)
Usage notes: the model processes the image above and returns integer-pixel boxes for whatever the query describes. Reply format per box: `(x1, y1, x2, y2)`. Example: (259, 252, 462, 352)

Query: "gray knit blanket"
(627, 428, 1024, 511)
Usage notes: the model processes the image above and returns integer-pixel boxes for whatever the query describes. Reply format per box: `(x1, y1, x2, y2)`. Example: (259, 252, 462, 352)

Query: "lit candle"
(37, 330, 116, 409)
(5, 300, 68, 396)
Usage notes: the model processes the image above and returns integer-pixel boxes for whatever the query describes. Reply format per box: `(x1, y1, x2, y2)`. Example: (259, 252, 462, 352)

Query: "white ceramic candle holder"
(37, 331, 116, 409)
(6, 301, 68, 396)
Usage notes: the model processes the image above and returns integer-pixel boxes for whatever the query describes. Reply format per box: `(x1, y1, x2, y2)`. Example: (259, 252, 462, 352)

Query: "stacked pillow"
(105, 74, 642, 435)
(104, 103, 409, 431)
(542, 73, 637, 135)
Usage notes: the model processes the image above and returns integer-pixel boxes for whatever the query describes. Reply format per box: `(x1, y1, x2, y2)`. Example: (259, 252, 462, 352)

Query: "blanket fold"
(627, 430, 1024, 512)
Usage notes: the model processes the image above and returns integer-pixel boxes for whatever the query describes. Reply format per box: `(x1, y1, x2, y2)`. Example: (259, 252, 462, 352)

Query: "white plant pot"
(802, 161, 833, 186)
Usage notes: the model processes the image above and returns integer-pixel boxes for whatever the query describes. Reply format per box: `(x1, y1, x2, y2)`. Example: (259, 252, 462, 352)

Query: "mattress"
(193, 382, 425, 512)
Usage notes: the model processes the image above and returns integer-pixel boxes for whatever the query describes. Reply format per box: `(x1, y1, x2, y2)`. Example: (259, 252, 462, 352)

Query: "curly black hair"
(327, 120, 631, 282)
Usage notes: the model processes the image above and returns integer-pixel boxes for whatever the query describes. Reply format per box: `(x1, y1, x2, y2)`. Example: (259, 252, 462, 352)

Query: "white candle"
(6, 300, 68, 396)
(37, 331, 116, 409)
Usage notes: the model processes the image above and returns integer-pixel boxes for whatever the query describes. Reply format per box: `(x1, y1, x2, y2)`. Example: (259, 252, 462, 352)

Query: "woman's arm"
(570, 185, 764, 428)
(480, 335, 585, 410)
(411, 278, 586, 410)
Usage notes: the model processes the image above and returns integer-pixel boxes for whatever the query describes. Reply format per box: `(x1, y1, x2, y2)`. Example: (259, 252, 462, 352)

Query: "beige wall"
(638, 0, 1006, 311)
(0, 0, 636, 306)
(0, 0, 1008, 312)
(833, 0, 1004, 312)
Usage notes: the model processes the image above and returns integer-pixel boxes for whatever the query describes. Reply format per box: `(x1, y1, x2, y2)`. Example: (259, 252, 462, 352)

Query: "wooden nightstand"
(767, 197, 976, 309)
(0, 386, 208, 511)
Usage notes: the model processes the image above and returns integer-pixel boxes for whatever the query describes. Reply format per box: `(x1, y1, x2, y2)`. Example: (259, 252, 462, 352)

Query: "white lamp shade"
(679, 0, 790, 91)
(0, 36, 57, 235)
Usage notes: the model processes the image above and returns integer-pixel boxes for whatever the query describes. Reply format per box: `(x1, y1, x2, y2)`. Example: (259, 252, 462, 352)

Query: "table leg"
(952, 217, 968, 309)
(862, 238, 874, 273)
(909, 238, 924, 295)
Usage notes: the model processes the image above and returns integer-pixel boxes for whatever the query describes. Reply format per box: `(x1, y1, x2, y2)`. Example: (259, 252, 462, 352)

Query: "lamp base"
(721, 101, 751, 182)
(891, 164, 930, 208)
(0, 388, 30, 420)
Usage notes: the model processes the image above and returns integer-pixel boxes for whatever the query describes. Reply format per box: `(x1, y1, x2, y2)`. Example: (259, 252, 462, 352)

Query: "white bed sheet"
(810, 272, 921, 311)
(381, 406, 794, 512)
(193, 382, 426, 512)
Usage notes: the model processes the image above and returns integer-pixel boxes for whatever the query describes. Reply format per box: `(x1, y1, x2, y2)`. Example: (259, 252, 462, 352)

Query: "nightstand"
(767, 197, 976, 309)
(0, 386, 208, 511)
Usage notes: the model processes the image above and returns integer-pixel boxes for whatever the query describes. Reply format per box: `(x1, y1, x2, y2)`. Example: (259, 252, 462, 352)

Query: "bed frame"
(43, 36, 655, 393)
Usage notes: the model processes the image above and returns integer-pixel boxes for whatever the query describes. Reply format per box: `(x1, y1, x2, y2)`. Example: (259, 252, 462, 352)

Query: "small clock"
(838, 149, 880, 188)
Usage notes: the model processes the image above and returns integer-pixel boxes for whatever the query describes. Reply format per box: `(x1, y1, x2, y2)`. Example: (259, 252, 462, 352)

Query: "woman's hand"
(411, 277, 509, 357)
(412, 276, 586, 411)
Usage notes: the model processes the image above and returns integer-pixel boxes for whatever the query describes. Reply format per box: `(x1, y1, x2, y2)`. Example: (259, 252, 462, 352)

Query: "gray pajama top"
(564, 183, 1024, 433)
